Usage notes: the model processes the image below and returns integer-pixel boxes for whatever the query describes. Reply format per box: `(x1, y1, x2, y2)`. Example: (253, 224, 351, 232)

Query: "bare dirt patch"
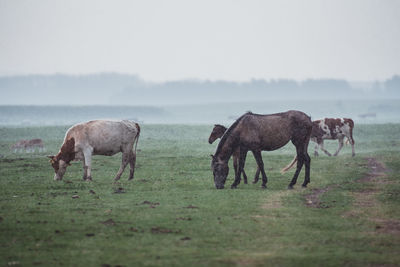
(305, 185, 337, 208)
(305, 157, 389, 209)
(344, 157, 400, 235)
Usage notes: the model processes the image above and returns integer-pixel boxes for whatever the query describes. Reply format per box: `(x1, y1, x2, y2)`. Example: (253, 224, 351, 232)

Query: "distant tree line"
(0, 73, 399, 105)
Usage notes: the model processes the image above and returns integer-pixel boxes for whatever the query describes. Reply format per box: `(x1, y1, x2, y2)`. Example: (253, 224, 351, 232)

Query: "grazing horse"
(48, 120, 140, 181)
(211, 111, 312, 189)
(208, 124, 249, 184)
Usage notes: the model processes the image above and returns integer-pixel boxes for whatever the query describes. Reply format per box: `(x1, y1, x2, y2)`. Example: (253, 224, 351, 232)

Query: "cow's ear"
(47, 155, 55, 163)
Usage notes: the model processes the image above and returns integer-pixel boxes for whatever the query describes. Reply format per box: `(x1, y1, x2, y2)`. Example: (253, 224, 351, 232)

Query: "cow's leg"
(351, 140, 355, 157)
(252, 150, 268, 189)
(128, 150, 136, 180)
(333, 137, 344, 156)
(319, 141, 332, 156)
(348, 136, 356, 157)
(231, 148, 247, 189)
(82, 161, 88, 180)
(314, 143, 319, 156)
(83, 148, 93, 181)
(114, 152, 130, 181)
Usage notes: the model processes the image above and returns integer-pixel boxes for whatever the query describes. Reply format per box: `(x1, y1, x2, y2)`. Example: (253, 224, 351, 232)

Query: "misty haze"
(0, 73, 399, 125)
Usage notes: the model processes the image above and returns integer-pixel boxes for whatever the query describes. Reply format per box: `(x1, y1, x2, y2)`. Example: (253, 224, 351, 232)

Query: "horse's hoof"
(261, 185, 267, 189)
(231, 185, 237, 189)
(287, 185, 294, 190)
(302, 184, 307, 188)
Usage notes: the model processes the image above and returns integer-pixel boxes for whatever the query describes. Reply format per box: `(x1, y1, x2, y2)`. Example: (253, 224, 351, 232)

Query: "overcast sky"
(0, 0, 399, 82)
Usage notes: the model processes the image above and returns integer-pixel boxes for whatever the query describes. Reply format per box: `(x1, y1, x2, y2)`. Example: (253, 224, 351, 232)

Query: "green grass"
(0, 124, 399, 266)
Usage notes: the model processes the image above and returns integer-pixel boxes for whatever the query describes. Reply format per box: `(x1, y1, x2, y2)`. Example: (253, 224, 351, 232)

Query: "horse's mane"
(215, 112, 252, 156)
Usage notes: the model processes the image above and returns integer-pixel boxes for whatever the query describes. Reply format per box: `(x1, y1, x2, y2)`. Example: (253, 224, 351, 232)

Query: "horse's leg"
(252, 150, 268, 189)
(242, 169, 248, 184)
(233, 154, 238, 183)
(231, 148, 247, 189)
(288, 148, 305, 189)
(302, 150, 311, 188)
(333, 137, 344, 156)
(253, 166, 260, 184)
(233, 149, 247, 184)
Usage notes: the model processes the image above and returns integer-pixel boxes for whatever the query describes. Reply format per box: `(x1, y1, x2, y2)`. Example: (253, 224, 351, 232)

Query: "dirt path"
(305, 157, 400, 235)
(346, 157, 400, 235)
(305, 157, 387, 208)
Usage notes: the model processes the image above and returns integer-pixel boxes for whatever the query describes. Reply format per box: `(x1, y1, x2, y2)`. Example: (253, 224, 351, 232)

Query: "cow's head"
(48, 138, 75, 181)
(211, 155, 229, 189)
(48, 155, 68, 180)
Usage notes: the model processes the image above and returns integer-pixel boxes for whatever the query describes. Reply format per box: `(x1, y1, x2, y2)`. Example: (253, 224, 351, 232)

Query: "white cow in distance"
(48, 120, 140, 181)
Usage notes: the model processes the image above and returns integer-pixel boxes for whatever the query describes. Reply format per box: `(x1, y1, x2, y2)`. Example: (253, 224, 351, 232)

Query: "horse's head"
(211, 155, 229, 189)
(208, 124, 227, 144)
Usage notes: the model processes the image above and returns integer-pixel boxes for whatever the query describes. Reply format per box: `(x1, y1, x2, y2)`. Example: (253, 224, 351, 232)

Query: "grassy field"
(0, 124, 399, 266)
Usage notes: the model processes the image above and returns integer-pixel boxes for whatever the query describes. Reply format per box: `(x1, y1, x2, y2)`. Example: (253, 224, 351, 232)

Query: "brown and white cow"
(311, 118, 355, 157)
(48, 120, 140, 181)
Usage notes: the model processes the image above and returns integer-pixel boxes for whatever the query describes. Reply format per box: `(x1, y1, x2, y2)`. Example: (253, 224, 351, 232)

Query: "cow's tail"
(346, 119, 355, 145)
(280, 155, 298, 174)
(134, 123, 140, 153)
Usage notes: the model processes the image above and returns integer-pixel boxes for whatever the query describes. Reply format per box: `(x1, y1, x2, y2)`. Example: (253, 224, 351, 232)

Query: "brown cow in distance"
(11, 138, 45, 153)
(311, 118, 355, 157)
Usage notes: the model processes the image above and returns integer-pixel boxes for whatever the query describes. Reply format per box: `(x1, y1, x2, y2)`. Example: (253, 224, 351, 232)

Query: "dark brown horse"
(211, 111, 312, 189)
(209, 124, 250, 184)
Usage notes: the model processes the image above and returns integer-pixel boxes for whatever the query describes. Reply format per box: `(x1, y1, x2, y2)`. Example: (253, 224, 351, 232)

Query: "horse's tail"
(280, 155, 297, 174)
